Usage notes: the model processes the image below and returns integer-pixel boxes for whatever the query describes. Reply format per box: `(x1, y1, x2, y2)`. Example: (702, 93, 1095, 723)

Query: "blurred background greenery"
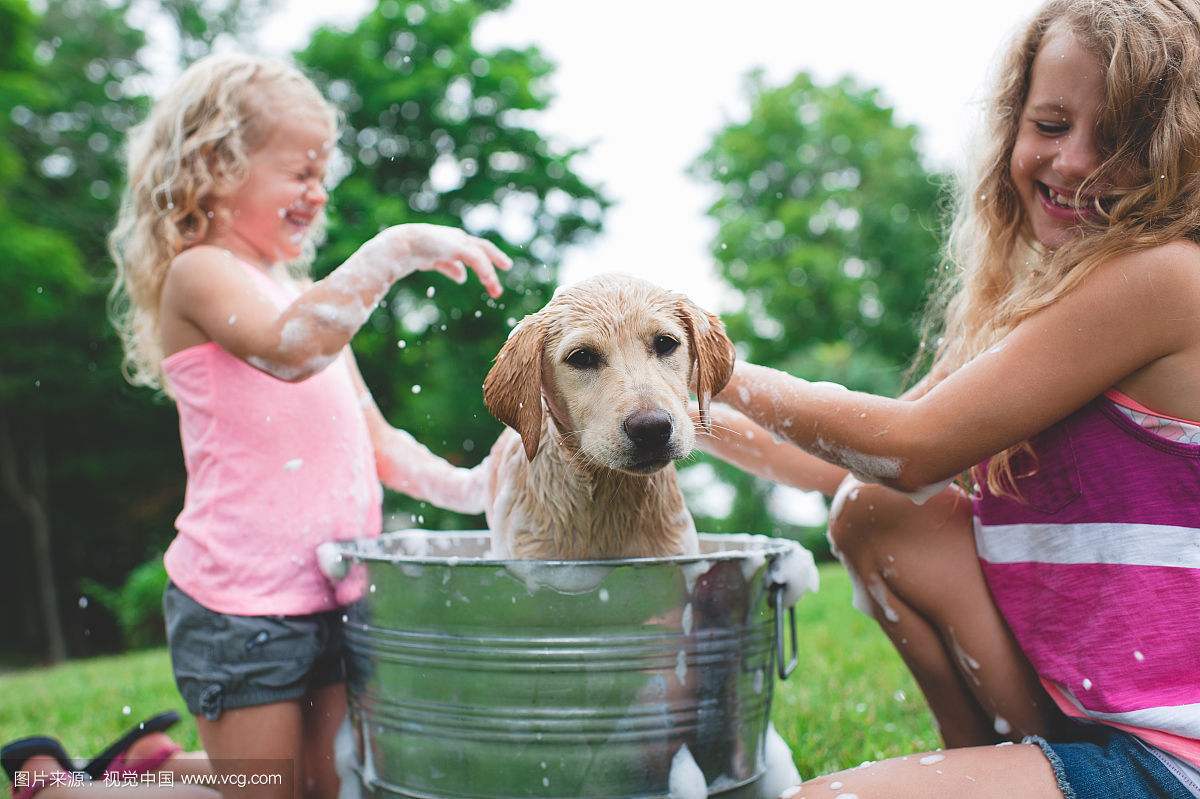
(0, 0, 945, 665)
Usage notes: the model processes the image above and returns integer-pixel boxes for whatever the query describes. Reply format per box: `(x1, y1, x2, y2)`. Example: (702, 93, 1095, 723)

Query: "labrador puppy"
(481, 273, 735, 559)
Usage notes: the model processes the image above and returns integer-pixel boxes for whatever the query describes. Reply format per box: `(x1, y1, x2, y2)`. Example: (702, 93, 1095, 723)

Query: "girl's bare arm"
(161, 224, 511, 382)
(716, 244, 1200, 492)
(344, 352, 488, 515)
(697, 355, 953, 496)
(696, 404, 849, 496)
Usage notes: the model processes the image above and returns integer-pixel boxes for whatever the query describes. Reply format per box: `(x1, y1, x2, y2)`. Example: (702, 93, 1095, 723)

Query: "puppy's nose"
(623, 409, 673, 450)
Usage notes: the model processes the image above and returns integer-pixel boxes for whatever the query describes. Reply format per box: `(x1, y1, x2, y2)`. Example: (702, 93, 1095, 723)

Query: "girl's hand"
(162, 226, 511, 384)
(371, 224, 512, 298)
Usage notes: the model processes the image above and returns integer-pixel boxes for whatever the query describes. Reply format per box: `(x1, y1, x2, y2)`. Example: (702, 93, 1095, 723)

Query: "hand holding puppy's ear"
(483, 316, 545, 461)
(675, 299, 735, 430)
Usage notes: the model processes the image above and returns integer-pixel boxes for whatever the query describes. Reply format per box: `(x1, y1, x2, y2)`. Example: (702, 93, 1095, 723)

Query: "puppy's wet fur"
(482, 274, 734, 559)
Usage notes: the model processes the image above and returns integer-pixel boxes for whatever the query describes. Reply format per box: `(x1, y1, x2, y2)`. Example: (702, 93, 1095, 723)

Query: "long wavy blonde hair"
(916, 0, 1200, 495)
(108, 54, 338, 391)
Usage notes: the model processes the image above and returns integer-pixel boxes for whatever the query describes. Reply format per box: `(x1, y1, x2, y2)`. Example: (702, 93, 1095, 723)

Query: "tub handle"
(770, 582, 798, 680)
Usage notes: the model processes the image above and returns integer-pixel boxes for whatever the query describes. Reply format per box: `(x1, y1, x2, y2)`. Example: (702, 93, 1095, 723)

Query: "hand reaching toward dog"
(362, 223, 512, 298)
(374, 427, 490, 515)
(168, 224, 511, 384)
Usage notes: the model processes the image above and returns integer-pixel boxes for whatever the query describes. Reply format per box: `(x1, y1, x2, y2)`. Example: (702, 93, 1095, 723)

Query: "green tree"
(0, 0, 181, 663)
(0, 0, 79, 663)
(687, 70, 946, 545)
(0, 0, 607, 661)
(154, 0, 276, 67)
(297, 0, 607, 531)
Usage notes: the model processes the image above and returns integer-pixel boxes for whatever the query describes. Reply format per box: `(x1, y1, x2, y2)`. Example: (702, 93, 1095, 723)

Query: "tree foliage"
(0, 0, 163, 664)
(296, 0, 607, 530)
(0, 0, 606, 661)
(687, 70, 946, 544)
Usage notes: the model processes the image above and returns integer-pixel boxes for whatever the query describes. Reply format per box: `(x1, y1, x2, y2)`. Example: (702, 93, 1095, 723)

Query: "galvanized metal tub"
(332, 531, 803, 799)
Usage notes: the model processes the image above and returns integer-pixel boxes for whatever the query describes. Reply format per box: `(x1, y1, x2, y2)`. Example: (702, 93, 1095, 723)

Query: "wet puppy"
(481, 273, 734, 559)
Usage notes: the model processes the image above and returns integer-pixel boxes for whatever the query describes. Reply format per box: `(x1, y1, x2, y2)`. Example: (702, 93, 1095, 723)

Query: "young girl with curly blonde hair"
(703, 1, 1200, 796)
(103, 53, 510, 797)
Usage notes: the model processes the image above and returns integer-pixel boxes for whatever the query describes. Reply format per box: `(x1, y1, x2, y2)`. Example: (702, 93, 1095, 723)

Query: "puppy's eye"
(565, 348, 601, 369)
(653, 335, 680, 357)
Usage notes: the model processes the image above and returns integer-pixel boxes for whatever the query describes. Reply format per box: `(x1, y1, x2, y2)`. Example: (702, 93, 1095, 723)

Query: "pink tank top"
(162, 261, 381, 615)
(974, 392, 1200, 767)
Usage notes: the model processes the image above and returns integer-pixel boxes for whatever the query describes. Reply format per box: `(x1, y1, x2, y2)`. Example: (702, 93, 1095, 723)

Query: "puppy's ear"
(483, 316, 545, 461)
(676, 298, 735, 430)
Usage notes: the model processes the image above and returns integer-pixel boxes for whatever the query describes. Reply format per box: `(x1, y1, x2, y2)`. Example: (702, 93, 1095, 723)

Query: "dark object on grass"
(1, 737, 75, 784)
(83, 710, 180, 779)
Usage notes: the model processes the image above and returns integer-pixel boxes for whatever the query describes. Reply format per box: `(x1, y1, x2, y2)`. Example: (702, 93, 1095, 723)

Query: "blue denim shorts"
(163, 581, 347, 720)
(1026, 724, 1197, 799)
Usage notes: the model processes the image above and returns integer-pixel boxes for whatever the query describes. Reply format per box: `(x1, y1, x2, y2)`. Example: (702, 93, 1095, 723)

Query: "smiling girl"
(700, 1, 1200, 797)
(104, 54, 511, 797)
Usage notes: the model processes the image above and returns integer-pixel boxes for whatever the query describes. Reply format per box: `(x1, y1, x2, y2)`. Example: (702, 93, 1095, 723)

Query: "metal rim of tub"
(335, 530, 801, 680)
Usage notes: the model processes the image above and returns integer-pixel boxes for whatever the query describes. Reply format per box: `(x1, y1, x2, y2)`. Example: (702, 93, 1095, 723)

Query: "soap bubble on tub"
(769, 541, 820, 607)
(756, 724, 801, 799)
(681, 559, 712, 594)
(668, 744, 706, 799)
(334, 717, 363, 799)
(504, 561, 612, 595)
(316, 542, 349, 581)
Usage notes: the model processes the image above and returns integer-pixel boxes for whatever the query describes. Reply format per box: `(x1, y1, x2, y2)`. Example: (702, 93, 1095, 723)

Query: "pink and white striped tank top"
(974, 391, 1200, 768)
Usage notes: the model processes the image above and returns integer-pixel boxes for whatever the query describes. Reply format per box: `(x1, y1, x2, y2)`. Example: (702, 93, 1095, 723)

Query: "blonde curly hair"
(108, 54, 338, 391)
(916, 0, 1200, 496)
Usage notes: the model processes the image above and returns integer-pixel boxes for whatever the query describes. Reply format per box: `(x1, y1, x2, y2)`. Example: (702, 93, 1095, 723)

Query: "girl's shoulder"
(1083, 239, 1200, 314)
(1107, 239, 1200, 282)
(164, 245, 262, 302)
(169, 244, 235, 273)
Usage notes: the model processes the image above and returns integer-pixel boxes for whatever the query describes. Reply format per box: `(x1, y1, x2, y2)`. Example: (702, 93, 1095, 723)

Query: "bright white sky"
(75, 0, 1067, 532)
(255, 0, 1047, 523)
(257, 0, 1045, 310)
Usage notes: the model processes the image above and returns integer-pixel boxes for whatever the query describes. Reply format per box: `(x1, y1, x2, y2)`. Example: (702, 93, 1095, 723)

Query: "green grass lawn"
(0, 564, 938, 780)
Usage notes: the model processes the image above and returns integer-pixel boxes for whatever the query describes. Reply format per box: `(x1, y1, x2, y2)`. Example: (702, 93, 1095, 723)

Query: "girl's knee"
(828, 476, 971, 566)
(827, 476, 901, 563)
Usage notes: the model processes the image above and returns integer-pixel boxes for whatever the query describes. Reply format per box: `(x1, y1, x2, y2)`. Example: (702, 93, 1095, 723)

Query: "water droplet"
(411, 385, 422, 394)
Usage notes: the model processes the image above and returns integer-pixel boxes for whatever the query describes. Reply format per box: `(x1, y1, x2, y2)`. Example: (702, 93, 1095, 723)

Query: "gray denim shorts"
(163, 581, 347, 721)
